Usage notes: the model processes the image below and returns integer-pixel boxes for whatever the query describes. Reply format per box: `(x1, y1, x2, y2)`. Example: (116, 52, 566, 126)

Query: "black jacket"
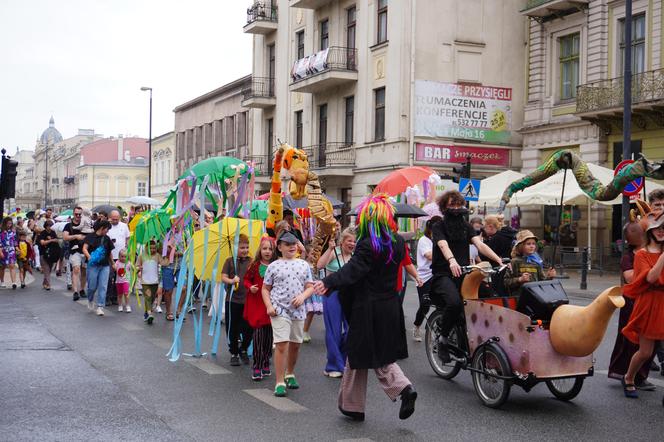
(482, 226, 517, 260)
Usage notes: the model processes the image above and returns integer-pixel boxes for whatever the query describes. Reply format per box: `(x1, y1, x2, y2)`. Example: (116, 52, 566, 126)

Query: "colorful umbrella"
(248, 200, 268, 220)
(178, 156, 248, 181)
(373, 166, 435, 196)
(191, 217, 263, 282)
(58, 209, 73, 217)
(132, 208, 174, 244)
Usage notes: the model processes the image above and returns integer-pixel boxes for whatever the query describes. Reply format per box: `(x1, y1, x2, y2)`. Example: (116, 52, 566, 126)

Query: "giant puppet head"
(282, 146, 310, 200)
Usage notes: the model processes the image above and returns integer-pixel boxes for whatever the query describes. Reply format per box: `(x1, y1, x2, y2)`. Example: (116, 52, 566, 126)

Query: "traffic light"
(451, 157, 472, 183)
(1, 156, 18, 199)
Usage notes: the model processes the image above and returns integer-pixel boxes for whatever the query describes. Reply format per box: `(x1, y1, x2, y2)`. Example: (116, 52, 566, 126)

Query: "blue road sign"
(459, 178, 481, 202)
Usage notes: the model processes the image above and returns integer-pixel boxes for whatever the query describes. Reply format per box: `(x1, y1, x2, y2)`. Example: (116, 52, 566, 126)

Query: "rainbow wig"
(356, 193, 398, 262)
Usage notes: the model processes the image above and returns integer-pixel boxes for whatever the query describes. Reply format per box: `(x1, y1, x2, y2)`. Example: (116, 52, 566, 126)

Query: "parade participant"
(36, 220, 61, 291)
(317, 227, 356, 377)
(646, 190, 664, 375)
(273, 220, 305, 255)
(82, 220, 114, 316)
(313, 194, 417, 421)
(107, 210, 130, 306)
(262, 231, 314, 397)
(429, 190, 503, 363)
(481, 215, 516, 258)
(221, 234, 253, 366)
(412, 216, 441, 342)
(395, 242, 422, 303)
(607, 221, 655, 390)
(504, 230, 556, 296)
(0, 217, 18, 289)
(282, 209, 304, 244)
(115, 249, 131, 313)
(137, 241, 160, 325)
(243, 236, 277, 381)
(16, 231, 31, 289)
(621, 211, 664, 398)
(63, 207, 89, 301)
(159, 244, 177, 321)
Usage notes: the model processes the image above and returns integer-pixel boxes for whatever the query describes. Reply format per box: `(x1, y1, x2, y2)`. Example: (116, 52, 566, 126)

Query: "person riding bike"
(429, 190, 503, 363)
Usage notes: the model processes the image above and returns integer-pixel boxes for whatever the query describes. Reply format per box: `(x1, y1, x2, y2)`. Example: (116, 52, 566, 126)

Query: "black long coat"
(322, 235, 408, 370)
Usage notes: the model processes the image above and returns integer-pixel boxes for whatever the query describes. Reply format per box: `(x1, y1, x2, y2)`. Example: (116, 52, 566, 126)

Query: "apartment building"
(243, 0, 527, 207)
(151, 131, 175, 201)
(174, 76, 253, 178)
(521, 0, 664, 251)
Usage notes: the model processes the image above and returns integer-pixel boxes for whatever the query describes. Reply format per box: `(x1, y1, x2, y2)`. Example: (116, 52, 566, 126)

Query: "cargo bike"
(425, 262, 623, 408)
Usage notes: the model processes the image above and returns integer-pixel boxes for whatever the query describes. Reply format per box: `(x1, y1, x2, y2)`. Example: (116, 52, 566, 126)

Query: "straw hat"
(514, 229, 538, 247)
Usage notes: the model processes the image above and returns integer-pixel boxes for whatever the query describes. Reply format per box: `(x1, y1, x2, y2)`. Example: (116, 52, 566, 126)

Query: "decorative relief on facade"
(375, 57, 385, 79)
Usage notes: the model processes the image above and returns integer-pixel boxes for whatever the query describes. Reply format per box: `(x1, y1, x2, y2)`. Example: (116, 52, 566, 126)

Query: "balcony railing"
(242, 77, 275, 100)
(290, 47, 357, 84)
(302, 142, 355, 169)
(246, 2, 277, 24)
(244, 155, 271, 177)
(576, 68, 664, 114)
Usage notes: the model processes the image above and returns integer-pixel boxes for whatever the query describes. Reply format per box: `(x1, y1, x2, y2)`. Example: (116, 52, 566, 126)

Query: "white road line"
(184, 356, 231, 374)
(243, 388, 308, 413)
(595, 369, 664, 388)
(118, 322, 143, 331)
(148, 338, 172, 350)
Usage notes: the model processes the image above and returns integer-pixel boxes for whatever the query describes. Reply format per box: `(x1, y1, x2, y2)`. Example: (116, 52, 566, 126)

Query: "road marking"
(243, 388, 308, 413)
(118, 322, 143, 331)
(595, 369, 664, 388)
(184, 356, 231, 374)
(148, 338, 172, 350)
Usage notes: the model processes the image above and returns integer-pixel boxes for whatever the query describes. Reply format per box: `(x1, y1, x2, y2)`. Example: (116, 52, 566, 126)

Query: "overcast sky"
(0, 0, 252, 153)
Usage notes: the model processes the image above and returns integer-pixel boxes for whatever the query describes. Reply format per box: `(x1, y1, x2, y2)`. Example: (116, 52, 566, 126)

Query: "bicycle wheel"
(471, 343, 512, 408)
(425, 310, 462, 380)
(545, 377, 584, 401)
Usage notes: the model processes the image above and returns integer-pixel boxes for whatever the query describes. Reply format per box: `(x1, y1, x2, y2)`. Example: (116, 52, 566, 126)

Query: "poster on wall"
(415, 80, 512, 144)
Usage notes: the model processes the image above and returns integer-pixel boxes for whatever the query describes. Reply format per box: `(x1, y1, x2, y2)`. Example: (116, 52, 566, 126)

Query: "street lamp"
(140, 86, 153, 197)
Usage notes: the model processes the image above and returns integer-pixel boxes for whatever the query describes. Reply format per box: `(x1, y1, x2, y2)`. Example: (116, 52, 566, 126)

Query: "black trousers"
(414, 279, 432, 327)
(428, 275, 463, 336)
(225, 300, 252, 355)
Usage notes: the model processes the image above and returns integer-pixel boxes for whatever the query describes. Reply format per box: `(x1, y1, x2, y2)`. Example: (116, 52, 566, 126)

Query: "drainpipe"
(408, 0, 417, 166)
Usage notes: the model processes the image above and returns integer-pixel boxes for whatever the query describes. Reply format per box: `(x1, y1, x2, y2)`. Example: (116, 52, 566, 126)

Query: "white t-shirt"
(416, 236, 433, 283)
(263, 258, 313, 320)
(108, 222, 130, 260)
(141, 255, 160, 285)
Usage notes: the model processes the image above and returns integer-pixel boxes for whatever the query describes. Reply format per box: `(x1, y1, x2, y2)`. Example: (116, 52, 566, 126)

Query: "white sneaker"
(118, 305, 124, 312)
(125, 305, 132, 313)
(87, 300, 95, 311)
(156, 306, 163, 313)
(95, 307, 104, 316)
(303, 332, 312, 343)
(324, 371, 343, 378)
(412, 326, 423, 342)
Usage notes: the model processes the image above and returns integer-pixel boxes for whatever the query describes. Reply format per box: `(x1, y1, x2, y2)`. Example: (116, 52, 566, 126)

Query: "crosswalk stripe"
(594, 369, 664, 388)
(243, 388, 308, 413)
(184, 356, 231, 374)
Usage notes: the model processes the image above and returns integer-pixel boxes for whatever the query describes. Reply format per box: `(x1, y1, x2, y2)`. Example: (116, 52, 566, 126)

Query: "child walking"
(159, 243, 177, 321)
(504, 230, 556, 296)
(243, 236, 277, 381)
(17, 231, 32, 289)
(221, 234, 253, 366)
(115, 249, 131, 313)
(138, 241, 160, 325)
(262, 231, 314, 397)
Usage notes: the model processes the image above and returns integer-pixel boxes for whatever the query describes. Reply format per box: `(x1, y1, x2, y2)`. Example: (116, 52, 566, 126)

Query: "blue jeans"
(323, 290, 348, 373)
(87, 265, 110, 307)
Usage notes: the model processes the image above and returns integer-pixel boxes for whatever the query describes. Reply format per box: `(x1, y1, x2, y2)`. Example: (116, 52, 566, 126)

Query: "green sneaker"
(285, 375, 300, 389)
(274, 383, 287, 397)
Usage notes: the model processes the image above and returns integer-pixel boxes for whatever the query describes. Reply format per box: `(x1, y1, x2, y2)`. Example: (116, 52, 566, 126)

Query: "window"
(296, 30, 305, 59)
(619, 14, 646, 74)
(295, 110, 303, 148)
(345, 96, 354, 146)
(267, 118, 274, 174)
(225, 116, 235, 150)
(137, 182, 147, 196)
(214, 120, 223, 152)
(559, 33, 580, 100)
(347, 7, 356, 49)
(377, 0, 388, 44)
(374, 88, 385, 141)
(320, 19, 329, 50)
(268, 44, 276, 79)
(237, 112, 247, 146)
(319, 104, 328, 167)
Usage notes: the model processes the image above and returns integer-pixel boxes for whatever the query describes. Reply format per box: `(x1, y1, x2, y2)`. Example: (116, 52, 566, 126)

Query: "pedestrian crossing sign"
(459, 178, 481, 202)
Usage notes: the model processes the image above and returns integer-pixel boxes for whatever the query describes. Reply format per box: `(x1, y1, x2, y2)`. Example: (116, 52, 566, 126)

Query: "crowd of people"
(7, 187, 664, 419)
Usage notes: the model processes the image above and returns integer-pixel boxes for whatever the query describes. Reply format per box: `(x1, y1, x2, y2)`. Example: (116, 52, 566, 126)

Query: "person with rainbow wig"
(313, 194, 417, 422)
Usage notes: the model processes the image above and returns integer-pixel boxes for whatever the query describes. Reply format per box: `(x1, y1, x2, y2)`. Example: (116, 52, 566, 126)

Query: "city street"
(1, 275, 663, 441)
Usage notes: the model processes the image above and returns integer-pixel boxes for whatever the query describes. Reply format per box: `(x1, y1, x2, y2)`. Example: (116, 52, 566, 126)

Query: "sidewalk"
(556, 270, 621, 299)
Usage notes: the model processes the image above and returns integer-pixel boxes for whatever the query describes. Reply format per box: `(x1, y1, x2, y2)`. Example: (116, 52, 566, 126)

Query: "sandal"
(166, 314, 175, 321)
(622, 376, 639, 399)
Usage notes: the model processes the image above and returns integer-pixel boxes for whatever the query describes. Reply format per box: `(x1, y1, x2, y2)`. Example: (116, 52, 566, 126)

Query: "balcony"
(289, 0, 334, 10)
(576, 68, 664, 131)
(302, 143, 355, 176)
(521, 0, 588, 20)
(241, 77, 276, 108)
(243, 2, 278, 35)
(289, 47, 358, 94)
(243, 155, 271, 178)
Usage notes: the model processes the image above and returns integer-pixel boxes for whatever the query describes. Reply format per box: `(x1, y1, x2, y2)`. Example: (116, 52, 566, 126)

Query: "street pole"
(141, 86, 153, 197)
(622, 0, 633, 239)
(0, 149, 5, 215)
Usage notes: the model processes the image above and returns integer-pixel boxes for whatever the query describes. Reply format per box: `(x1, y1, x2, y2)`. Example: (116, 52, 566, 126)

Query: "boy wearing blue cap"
(262, 231, 314, 397)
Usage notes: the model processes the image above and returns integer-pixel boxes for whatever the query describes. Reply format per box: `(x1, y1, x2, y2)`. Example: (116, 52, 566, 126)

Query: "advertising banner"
(415, 143, 510, 167)
(415, 80, 512, 144)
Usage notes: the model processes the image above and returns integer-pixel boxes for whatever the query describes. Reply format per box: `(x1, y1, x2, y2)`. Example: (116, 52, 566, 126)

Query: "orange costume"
(622, 249, 664, 344)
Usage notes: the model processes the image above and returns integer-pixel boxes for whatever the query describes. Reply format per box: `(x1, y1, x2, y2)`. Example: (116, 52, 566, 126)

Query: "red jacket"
(243, 262, 271, 328)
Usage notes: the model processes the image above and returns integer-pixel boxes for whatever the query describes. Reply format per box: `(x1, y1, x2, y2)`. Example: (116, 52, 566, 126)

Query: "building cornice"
(173, 75, 251, 113)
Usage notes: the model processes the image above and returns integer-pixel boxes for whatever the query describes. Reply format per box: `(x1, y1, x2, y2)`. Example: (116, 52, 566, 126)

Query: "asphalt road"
(1, 276, 663, 441)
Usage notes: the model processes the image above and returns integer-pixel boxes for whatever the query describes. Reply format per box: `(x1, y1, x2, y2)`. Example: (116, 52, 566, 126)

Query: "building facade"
(77, 136, 149, 210)
(243, 0, 528, 209)
(174, 76, 253, 178)
(151, 131, 175, 201)
(521, 0, 664, 252)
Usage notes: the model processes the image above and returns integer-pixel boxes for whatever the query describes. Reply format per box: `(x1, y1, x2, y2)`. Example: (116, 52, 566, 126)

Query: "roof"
(40, 116, 63, 144)
(173, 75, 251, 112)
(152, 131, 174, 143)
(78, 160, 148, 168)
